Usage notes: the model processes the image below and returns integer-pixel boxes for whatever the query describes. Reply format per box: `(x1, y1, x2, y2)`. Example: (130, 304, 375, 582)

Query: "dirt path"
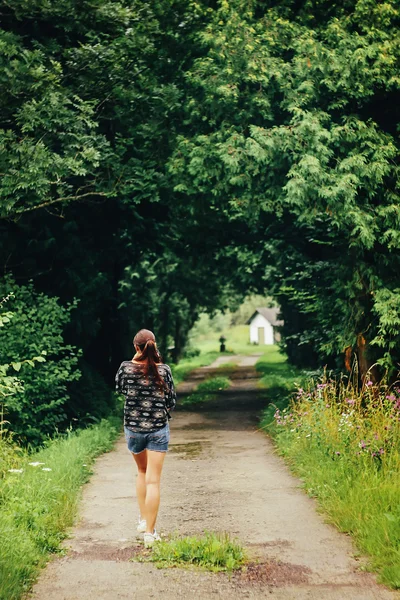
(28, 357, 399, 600)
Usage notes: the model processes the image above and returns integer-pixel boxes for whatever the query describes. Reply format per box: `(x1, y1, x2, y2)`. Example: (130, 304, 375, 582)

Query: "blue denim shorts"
(124, 422, 170, 454)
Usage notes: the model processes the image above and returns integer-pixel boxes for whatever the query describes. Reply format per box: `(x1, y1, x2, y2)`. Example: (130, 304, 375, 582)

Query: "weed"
(138, 531, 246, 572)
(180, 376, 231, 406)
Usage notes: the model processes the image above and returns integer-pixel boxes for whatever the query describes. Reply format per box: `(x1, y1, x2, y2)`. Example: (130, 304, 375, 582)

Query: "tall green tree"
(169, 0, 400, 377)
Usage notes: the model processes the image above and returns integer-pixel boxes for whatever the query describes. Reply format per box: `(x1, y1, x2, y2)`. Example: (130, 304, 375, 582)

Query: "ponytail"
(134, 338, 166, 390)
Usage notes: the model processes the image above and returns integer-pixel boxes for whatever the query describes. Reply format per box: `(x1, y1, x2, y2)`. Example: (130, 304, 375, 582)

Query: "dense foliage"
(170, 0, 400, 375)
(0, 280, 79, 446)
(1, 0, 399, 442)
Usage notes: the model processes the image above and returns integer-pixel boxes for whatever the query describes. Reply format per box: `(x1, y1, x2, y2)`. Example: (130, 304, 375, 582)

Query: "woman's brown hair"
(133, 329, 166, 390)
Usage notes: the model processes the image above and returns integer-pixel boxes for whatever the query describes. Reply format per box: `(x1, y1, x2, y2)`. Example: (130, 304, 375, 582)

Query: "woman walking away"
(115, 329, 176, 548)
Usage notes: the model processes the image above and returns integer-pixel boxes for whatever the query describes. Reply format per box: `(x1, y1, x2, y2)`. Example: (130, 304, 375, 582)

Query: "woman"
(115, 328, 176, 547)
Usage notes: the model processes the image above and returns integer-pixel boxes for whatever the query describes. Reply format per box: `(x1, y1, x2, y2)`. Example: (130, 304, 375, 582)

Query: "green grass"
(180, 376, 231, 406)
(0, 415, 122, 600)
(190, 324, 268, 356)
(170, 351, 222, 385)
(256, 346, 308, 421)
(258, 351, 400, 590)
(217, 361, 238, 371)
(139, 531, 246, 572)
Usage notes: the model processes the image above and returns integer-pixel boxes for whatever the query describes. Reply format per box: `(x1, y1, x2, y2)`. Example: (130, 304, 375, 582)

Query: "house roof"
(246, 307, 284, 327)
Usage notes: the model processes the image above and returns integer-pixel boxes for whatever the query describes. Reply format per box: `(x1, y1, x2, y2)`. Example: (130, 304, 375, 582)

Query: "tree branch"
(8, 191, 112, 217)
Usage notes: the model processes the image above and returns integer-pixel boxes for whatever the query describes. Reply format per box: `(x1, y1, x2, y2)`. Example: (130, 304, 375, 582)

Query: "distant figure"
(115, 329, 176, 547)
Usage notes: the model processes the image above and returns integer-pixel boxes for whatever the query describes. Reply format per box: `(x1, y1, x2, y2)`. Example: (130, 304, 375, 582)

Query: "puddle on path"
(169, 440, 211, 459)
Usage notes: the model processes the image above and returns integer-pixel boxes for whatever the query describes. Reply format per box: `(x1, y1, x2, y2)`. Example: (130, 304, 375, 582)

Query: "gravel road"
(27, 357, 399, 600)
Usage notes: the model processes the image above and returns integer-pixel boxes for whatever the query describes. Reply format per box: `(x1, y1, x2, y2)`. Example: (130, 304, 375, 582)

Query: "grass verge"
(180, 376, 231, 406)
(170, 351, 223, 385)
(256, 345, 308, 418)
(0, 414, 122, 600)
(259, 357, 400, 590)
(138, 532, 246, 572)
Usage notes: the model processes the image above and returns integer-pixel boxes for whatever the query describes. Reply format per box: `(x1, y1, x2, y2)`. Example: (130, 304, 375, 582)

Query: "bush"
(0, 278, 81, 447)
(182, 347, 201, 359)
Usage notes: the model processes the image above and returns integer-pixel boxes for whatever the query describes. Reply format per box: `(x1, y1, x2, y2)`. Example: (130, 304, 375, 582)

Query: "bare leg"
(144, 450, 166, 533)
(132, 450, 147, 520)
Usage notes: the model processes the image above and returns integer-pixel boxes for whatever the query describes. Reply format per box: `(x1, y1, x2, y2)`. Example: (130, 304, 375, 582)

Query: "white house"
(246, 307, 283, 345)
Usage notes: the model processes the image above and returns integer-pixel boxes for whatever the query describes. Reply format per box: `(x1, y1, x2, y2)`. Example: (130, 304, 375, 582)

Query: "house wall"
(249, 313, 274, 345)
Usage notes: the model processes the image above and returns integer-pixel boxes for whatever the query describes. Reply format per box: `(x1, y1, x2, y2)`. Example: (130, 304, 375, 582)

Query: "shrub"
(0, 278, 81, 447)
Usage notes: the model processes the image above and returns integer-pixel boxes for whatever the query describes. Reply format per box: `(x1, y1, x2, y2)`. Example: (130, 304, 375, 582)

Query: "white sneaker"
(143, 530, 161, 548)
(137, 518, 147, 533)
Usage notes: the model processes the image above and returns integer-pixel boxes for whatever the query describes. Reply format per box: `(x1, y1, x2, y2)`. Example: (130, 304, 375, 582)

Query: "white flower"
(42, 467, 52, 471)
(8, 468, 23, 473)
(82, 464, 87, 467)
(28, 462, 45, 467)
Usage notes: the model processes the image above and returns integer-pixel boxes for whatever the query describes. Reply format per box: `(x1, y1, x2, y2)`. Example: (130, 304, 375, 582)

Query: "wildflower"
(8, 468, 23, 473)
(42, 468, 52, 472)
(306, 434, 311, 438)
(386, 395, 396, 402)
(379, 448, 385, 455)
(317, 384, 327, 389)
(359, 440, 368, 449)
(366, 381, 373, 387)
(374, 433, 379, 440)
(346, 399, 356, 406)
(395, 400, 400, 410)
(297, 388, 304, 396)
(326, 404, 331, 408)
(335, 452, 341, 456)
(28, 462, 45, 467)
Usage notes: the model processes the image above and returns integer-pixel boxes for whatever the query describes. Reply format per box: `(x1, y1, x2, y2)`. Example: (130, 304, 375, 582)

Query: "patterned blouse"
(115, 361, 177, 433)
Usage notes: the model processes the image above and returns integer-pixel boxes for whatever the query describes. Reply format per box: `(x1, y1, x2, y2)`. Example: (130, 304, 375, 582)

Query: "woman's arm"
(115, 363, 124, 394)
(164, 366, 177, 412)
